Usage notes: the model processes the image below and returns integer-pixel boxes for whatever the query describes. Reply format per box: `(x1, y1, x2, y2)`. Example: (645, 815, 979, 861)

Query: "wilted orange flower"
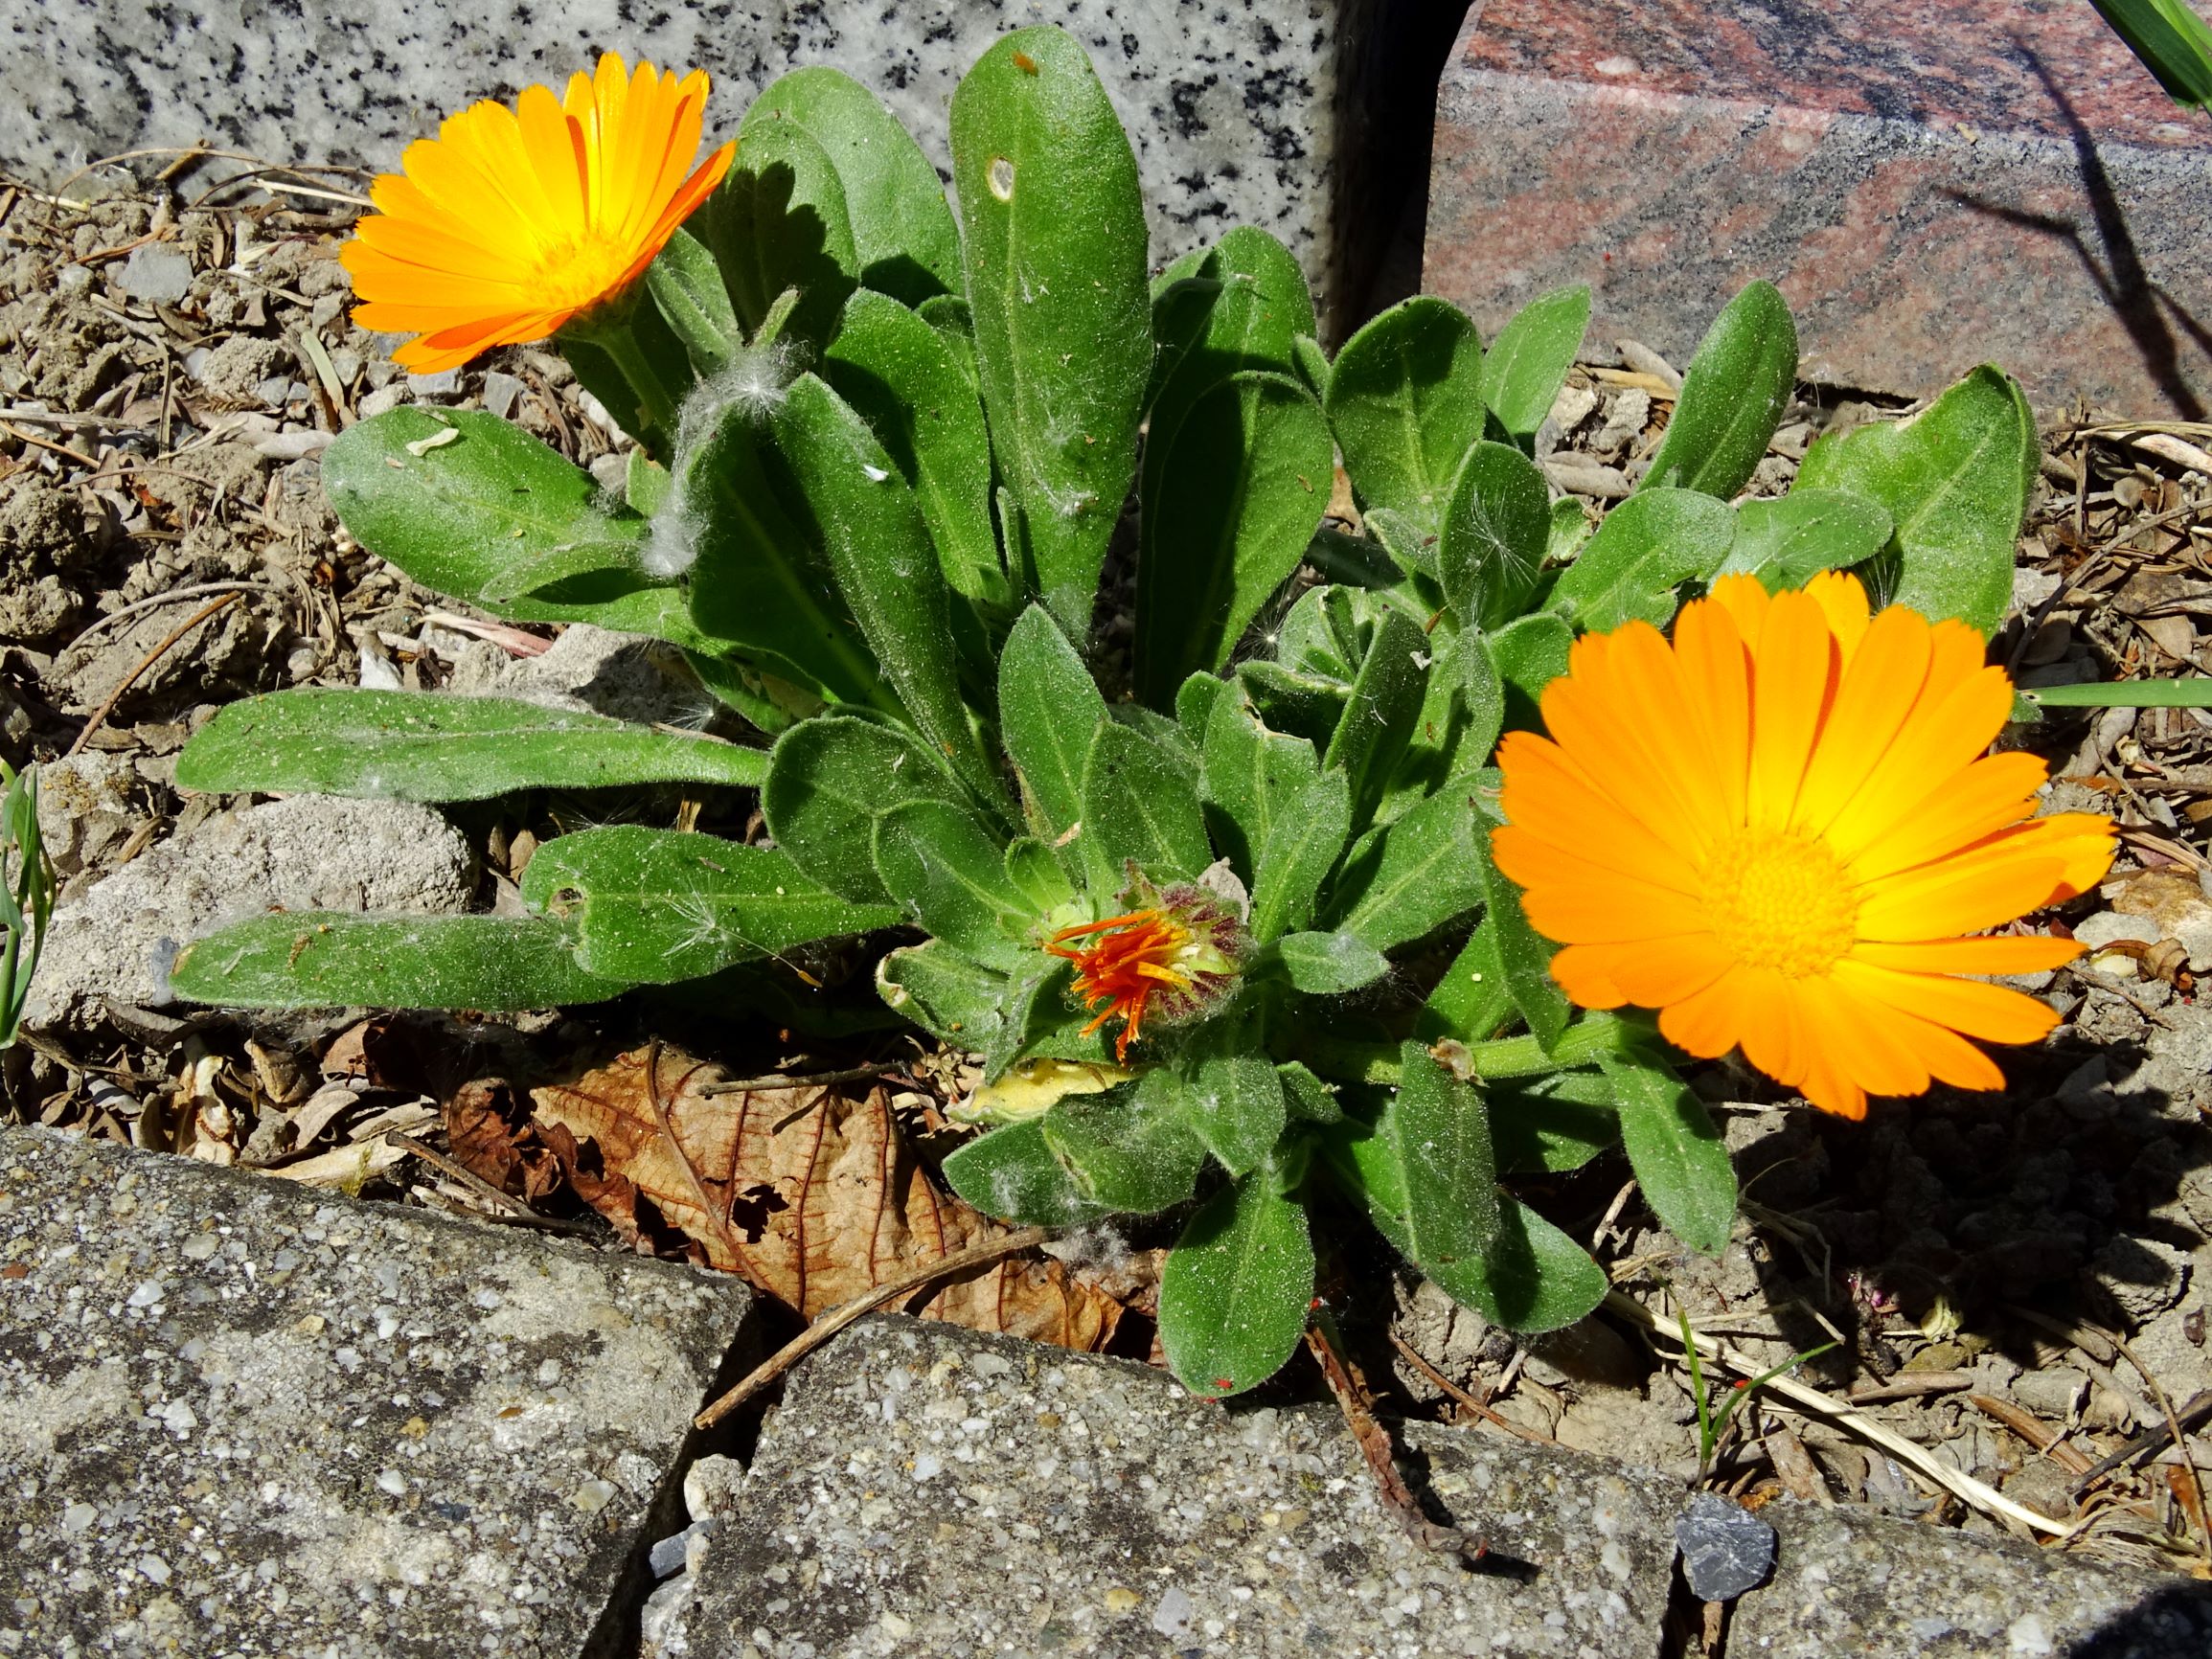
(1045, 885, 1243, 1061)
(1493, 572, 2113, 1120)
(342, 53, 734, 373)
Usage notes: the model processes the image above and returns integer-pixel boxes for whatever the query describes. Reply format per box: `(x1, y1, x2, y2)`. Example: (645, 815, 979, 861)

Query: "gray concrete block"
(0, 1126, 758, 1658)
(5, 1, 1430, 335)
(1730, 1496, 2212, 1658)
(657, 1313, 1682, 1658)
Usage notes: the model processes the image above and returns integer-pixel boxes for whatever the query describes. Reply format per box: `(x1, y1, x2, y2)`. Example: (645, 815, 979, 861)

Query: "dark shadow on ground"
(2064, 1579, 2212, 1654)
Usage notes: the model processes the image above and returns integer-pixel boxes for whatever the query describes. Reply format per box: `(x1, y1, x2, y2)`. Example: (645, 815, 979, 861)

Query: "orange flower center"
(1045, 908, 1197, 1061)
(528, 232, 641, 312)
(1699, 829, 1859, 980)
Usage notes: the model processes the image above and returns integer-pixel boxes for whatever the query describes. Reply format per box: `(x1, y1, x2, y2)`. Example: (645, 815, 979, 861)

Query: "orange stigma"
(1045, 908, 1196, 1061)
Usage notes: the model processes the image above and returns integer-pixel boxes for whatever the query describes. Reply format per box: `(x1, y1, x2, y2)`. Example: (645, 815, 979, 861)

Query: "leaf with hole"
(951, 28, 1151, 632)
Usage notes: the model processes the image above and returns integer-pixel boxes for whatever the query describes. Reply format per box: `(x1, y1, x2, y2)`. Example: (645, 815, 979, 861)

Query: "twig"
(1608, 1290, 2077, 1537)
(2071, 1390, 2212, 1494)
(2, 420, 102, 469)
(64, 592, 240, 759)
(699, 1064, 906, 1096)
(1968, 1394, 2096, 1478)
(1385, 1330, 1554, 1444)
(382, 1130, 599, 1238)
(2106, 1324, 2212, 1561)
(1846, 1370, 1974, 1404)
(693, 1225, 1048, 1430)
(69, 580, 289, 649)
(1310, 1311, 1488, 1561)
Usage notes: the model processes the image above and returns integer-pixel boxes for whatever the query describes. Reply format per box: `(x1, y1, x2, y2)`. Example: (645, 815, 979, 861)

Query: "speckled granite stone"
(656, 1313, 1681, 1659)
(0, 1126, 757, 1659)
(1427, 0, 2212, 414)
(1729, 1495, 2212, 1657)
(0, 0, 1415, 332)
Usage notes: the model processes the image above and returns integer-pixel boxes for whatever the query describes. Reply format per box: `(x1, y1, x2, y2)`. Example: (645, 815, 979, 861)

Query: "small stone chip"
(1102, 1588, 1141, 1614)
(1675, 1491, 1776, 1602)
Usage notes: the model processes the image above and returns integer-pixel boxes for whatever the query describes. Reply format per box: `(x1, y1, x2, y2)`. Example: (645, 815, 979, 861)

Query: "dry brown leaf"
(445, 1079, 563, 1202)
(531, 1046, 1122, 1352)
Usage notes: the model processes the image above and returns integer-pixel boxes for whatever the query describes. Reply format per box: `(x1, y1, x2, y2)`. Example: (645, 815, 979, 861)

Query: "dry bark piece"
(531, 1046, 1121, 1352)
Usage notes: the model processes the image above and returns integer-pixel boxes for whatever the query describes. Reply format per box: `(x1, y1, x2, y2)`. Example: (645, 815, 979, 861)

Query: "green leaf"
(1004, 835, 1078, 913)
(1321, 606, 1428, 825)
(1332, 784, 1487, 953)
(1720, 489, 1894, 590)
(2087, 0, 2212, 106)
(1176, 671, 1229, 748)
(1438, 440, 1550, 631)
(646, 227, 744, 376)
(1236, 660, 1348, 752)
(1793, 365, 2037, 635)
(1488, 611, 1574, 719)
(1278, 1060, 1344, 1125)
(176, 691, 766, 802)
(1136, 371, 1334, 707)
(1601, 1052, 1737, 1256)
(2021, 678, 2212, 710)
(1417, 919, 1515, 1045)
(675, 395, 886, 709)
(1472, 809, 1570, 1050)
(1548, 496, 1595, 565)
(520, 828, 896, 983)
(1199, 681, 1319, 880)
(1000, 605, 1108, 841)
(1639, 280, 1797, 500)
(323, 410, 714, 646)
(1290, 333, 1332, 402)
(1083, 720, 1212, 889)
(1252, 767, 1352, 944)
(876, 938, 1015, 1048)
(1325, 1113, 1602, 1332)
(1379, 1043, 1501, 1271)
(771, 373, 998, 804)
(1547, 488, 1737, 631)
(1274, 930, 1390, 995)
(691, 117, 857, 346)
(1044, 1075, 1207, 1213)
(1158, 1168, 1315, 1398)
(557, 286, 696, 461)
(822, 289, 1004, 610)
(683, 649, 816, 738)
(1324, 296, 1485, 540)
(1142, 225, 1315, 507)
(941, 1118, 1114, 1228)
(1489, 1072, 1619, 1174)
(741, 67, 963, 306)
(871, 799, 1034, 966)
(951, 27, 1152, 633)
(1184, 1054, 1289, 1176)
(1479, 284, 1589, 448)
(169, 914, 627, 1011)
(1453, 629, 1507, 771)
(763, 716, 967, 902)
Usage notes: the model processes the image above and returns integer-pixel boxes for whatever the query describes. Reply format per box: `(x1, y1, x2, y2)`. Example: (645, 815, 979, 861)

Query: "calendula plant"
(170, 28, 2120, 1397)
(2, 760, 54, 1050)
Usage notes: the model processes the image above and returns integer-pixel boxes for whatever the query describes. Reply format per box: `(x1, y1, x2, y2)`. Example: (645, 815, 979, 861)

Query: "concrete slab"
(1730, 1495, 2212, 1658)
(1426, 0, 2212, 414)
(656, 1313, 1682, 1659)
(0, 1125, 757, 1658)
(2, 0, 1439, 336)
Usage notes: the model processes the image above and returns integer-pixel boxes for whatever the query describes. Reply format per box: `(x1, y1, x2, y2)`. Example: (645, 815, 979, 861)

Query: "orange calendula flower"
(342, 53, 735, 374)
(1493, 571, 2113, 1121)
(1045, 880, 1244, 1061)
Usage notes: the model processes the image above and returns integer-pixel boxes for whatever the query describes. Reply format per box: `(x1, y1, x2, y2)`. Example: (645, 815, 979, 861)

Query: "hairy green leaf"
(764, 716, 967, 902)
(1000, 605, 1108, 841)
(1640, 280, 1797, 500)
(169, 914, 626, 1011)
(1044, 1075, 1207, 1214)
(1158, 1168, 1315, 1397)
(1547, 488, 1737, 631)
(1325, 296, 1485, 539)
(1601, 1052, 1737, 1255)
(1439, 441, 1550, 631)
(1720, 489, 1894, 590)
(1083, 720, 1212, 889)
(872, 799, 1035, 966)
(1479, 284, 1589, 448)
(941, 1118, 1114, 1228)
(1274, 930, 1390, 995)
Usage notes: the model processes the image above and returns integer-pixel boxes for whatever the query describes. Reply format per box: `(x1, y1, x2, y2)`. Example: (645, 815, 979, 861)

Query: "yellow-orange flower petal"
(342, 53, 735, 374)
(1495, 571, 2114, 1118)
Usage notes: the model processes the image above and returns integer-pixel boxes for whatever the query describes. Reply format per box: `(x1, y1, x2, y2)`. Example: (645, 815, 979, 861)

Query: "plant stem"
(1297, 1011, 1637, 1086)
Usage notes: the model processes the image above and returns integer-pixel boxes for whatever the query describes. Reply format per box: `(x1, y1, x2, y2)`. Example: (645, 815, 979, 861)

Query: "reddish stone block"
(1425, 0, 2212, 415)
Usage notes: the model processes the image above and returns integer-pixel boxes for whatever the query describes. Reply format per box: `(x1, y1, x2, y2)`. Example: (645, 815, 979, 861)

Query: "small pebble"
(120, 245, 194, 307)
(481, 370, 527, 420)
(1675, 1491, 1775, 1602)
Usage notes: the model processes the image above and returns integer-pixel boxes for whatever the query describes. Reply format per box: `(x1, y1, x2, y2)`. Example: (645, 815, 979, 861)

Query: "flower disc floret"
(1493, 571, 2114, 1120)
(342, 53, 735, 373)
